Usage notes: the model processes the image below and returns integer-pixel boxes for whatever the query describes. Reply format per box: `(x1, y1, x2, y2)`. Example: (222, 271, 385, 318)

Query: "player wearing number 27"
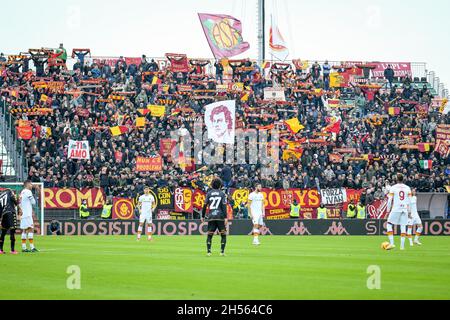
(385, 174, 412, 251)
(202, 178, 228, 257)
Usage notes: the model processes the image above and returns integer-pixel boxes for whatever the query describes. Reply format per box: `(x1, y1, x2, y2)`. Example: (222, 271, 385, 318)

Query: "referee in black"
(0, 188, 19, 254)
(202, 178, 228, 257)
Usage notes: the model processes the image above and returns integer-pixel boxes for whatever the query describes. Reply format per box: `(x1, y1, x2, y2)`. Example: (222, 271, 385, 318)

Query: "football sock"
(253, 228, 259, 240)
(10, 230, 15, 252)
(0, 228, 6, 251)
(400, 225, 406, 249)
(147, 226, 152, 239)
(407, 226, 413, 245)
(137, 225, 143, 239)
(386, 224, 394, 245)
(415, 226, 423, 242)
(21, 232, 27, 249)
(28, 233, 34, 249)
(206, 234, 213, 253)
(220, 234, 226, 253)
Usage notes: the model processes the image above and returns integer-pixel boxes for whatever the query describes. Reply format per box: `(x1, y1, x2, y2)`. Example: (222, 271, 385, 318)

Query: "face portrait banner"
(204, 100, 236, 144)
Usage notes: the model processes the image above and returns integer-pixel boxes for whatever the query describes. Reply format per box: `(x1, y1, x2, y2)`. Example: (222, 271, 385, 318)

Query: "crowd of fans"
(0, 45, 449, 207)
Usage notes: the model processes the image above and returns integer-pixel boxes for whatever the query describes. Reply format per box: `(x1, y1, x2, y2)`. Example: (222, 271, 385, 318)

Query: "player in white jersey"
(407, 188, 423, 246)
(19, 181, 38, 252)
(385, 174, 412, 251)
(248, 184, 265, 245)
(136, 187, 155, 241)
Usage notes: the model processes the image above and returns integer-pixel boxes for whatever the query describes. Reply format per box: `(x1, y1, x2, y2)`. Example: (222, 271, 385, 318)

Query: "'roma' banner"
(112, 198, 135, 220)
(198, 13, 250, 59)
(320, 188, 347, 205)
(174, 187, 193, 213)
(165, 53, 189, 73)
(135, 156, 163, 172)
(44, 188, 105, 209)
(68, 140, 90, 160)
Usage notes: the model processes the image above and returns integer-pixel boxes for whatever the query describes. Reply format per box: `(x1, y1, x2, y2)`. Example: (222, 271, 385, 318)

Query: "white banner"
(320, 188, 348, 205)
(204, 100, 236, 144)
(68, 140, 90, 160)
(264, 87, 286, 102)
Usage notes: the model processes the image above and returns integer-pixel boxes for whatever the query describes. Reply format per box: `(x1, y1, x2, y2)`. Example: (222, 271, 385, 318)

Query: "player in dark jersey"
(0, 188, 19, 254)
(202, 178, 228, 257)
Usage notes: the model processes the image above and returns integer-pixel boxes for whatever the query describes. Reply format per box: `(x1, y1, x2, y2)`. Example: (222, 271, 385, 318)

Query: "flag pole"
(257, 0, 265, 65)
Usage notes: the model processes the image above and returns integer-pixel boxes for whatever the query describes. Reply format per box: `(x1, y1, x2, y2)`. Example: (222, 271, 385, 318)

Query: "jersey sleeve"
(248, 192, 254, 202)
(27, 190, 36, 205)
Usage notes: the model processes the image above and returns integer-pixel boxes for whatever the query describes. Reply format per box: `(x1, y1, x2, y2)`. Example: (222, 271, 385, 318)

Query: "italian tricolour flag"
(419, 160, 433, 169)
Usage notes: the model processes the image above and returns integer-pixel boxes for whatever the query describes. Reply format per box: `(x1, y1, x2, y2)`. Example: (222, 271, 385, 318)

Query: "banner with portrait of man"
(204, 100, 236, 144)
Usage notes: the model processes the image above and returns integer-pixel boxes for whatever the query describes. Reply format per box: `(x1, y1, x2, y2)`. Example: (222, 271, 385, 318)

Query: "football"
(381, 242, 391, 250)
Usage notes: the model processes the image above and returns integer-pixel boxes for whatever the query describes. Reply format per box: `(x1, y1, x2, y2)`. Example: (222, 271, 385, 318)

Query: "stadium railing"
(0, 100, 28, 181)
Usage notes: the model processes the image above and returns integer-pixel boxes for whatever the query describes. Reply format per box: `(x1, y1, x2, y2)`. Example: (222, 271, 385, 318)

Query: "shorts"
(20, 216, 34, 229)
(408, 214, 422, 226)
(387, 210, 408, 226)
(207, 220, 226, 234)
(251, 214, 264, 226)
(139, 211, 152, 224)
(1, 212, 17, 230)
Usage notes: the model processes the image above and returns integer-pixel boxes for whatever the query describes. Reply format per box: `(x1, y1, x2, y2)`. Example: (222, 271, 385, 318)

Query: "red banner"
(230, 188, 363, 219)
(192, 189, 206, 211)
(44, 188, 105, 209)
(135, 156, 163, 172)
(159, 138, 176, 156)
(372, 62, 412, 78)
(17, 126, 33, 140)
(112, 198, 135, 220)
(174, 187, 193, 213)
(165, 53, 189, 73)
(366, 199, 389, 219)
(125, 57, 141, 65)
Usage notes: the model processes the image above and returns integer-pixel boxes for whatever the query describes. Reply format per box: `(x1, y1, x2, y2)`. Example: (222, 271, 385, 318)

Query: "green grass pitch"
(1, 235, 449, 300)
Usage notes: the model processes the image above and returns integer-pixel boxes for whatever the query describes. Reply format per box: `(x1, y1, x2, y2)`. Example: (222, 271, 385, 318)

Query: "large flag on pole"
(198, 13, 250, 59)
(269, 16, 289, 61)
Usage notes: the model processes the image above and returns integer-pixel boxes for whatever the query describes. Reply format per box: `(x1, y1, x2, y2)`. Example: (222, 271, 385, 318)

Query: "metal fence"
(0, 100, 28, 181)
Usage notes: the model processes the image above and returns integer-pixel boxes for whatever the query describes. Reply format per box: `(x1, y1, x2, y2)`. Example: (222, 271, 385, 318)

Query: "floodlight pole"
(257, 0, 265, 65)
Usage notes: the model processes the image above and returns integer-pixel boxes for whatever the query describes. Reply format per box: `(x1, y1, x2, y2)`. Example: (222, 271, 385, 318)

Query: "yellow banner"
(148, 105, 166, 117)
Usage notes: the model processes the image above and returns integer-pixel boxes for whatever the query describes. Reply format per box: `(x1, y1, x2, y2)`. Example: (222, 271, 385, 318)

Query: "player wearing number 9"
(385, 173, 413, 251)
(202, 178, 228, 257)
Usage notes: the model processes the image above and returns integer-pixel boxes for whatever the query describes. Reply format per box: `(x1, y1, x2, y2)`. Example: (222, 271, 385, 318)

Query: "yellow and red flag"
(110, 126, 128, 136)
(284, 117, 305, 134)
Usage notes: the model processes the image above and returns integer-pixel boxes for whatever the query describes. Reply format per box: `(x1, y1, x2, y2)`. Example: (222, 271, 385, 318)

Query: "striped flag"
(419, 160, 433, 170)
(417, 143, 431, 152)
(152, 76, 162, 85)
(388, 107, 400, 116)
(110, 126, 128, 136)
